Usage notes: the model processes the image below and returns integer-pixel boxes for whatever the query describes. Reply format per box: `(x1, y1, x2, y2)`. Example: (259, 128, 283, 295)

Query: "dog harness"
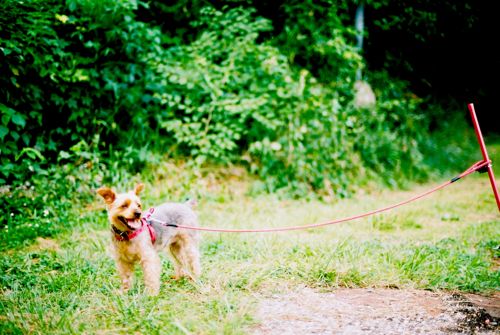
(112, 208, 156, 244)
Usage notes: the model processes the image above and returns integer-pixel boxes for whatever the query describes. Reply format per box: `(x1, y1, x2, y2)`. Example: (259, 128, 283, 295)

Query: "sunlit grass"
(1, 145, 499, 334)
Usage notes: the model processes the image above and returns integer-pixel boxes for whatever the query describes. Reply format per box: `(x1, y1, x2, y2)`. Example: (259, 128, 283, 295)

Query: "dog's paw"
(170, 274, 198, 282)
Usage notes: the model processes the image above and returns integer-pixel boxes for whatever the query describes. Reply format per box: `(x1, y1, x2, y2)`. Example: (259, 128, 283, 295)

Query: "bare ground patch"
(252, 287, 499, 334)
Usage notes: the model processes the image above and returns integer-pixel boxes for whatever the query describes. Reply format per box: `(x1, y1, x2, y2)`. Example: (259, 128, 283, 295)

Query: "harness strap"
(144, 207, 157, 244)
(112, 222, 146, 241)
(146, 223, 156, 244)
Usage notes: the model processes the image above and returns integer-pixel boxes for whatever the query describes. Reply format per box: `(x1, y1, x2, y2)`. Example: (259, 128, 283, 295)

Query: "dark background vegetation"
(363, 0, 498, 131)
(0, 0, 496, 247)
(195, 0, 498, 130)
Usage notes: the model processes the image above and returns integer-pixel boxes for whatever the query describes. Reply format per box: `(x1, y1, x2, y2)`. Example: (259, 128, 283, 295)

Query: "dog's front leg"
(140, 249, 161, 296)
(116, 258, 134, 293)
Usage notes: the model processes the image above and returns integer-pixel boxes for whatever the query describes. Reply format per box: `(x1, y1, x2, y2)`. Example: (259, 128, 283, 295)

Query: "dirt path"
(252, 287, 499, 334)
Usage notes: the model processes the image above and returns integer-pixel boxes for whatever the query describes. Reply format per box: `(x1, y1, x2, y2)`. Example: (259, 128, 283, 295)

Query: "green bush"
(275, 0, 361, 87)
(148, 6, 449, 196)
(0, 1, 472, 198)
(0, 0, 162, 183)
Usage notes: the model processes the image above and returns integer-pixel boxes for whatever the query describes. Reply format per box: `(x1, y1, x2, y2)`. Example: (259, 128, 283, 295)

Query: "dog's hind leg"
(185, 239, 201, 280)
(175, 235, 201, 280)
(168, 241, 185, 280)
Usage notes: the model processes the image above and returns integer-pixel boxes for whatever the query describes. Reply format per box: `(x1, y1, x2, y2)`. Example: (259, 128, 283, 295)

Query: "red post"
(467, 103, 500, 212)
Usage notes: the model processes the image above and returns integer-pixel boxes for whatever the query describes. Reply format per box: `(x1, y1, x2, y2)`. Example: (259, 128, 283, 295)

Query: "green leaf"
(0, 125, 8, 140)
(0, 47, 12, 56)
(10, 131, 19, 141)
(15, 147, 45, 162)
(22, 133, 30, 145)
(58, 151, 71, 160)
(11, 114, 26, 127)
(0, 103, 15, 116)
(1, 114, 9, 125)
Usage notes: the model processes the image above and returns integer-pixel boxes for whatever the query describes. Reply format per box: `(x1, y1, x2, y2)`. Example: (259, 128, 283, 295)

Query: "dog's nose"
(134, 211, 141, 219)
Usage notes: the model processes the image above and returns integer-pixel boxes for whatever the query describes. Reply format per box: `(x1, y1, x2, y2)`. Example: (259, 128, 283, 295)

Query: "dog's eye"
(121, 204, 128, 208)
(137, 203, 142, 208)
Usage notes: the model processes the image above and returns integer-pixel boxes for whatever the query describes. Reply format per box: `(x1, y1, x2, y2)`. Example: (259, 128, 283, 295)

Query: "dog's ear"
(97, 187, 116, 204)
(134, 183, 144, 195)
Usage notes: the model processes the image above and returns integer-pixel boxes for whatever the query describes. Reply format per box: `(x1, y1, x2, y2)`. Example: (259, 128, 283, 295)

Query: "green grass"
(1, 144, 499, 334)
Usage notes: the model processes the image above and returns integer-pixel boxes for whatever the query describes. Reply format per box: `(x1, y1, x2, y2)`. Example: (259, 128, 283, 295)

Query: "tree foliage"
(0, 0, 470, 196)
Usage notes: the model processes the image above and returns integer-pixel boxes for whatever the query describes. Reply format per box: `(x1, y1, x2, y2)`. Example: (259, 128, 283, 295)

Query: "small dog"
(97, 183, 201, 295)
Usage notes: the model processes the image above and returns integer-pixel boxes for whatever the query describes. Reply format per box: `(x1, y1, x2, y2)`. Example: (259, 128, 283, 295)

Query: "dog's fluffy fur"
(97, 184, 201, 295)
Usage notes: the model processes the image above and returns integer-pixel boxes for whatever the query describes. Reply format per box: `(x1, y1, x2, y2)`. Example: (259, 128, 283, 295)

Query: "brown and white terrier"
(97, 183, 201, 295)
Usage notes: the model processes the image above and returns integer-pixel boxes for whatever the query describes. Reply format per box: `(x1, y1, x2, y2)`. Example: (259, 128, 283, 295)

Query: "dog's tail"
(185, 198, 198, 208)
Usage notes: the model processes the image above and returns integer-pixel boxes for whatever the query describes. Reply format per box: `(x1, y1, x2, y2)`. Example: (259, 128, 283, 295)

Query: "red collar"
(112, 218, 156, 244)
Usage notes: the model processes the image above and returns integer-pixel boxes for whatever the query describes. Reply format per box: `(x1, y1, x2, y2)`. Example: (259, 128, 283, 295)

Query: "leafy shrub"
(0, 1, 472, 200)
(151, 7, 278, 161)
(0, 0, 162, 183)
(149, 6, 445, 196)
(150, 7, 359, 195)
(275, 0, 361, 87)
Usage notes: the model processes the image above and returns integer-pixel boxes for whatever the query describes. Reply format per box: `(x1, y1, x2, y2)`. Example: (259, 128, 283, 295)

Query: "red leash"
(147, 159, 491, 233)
